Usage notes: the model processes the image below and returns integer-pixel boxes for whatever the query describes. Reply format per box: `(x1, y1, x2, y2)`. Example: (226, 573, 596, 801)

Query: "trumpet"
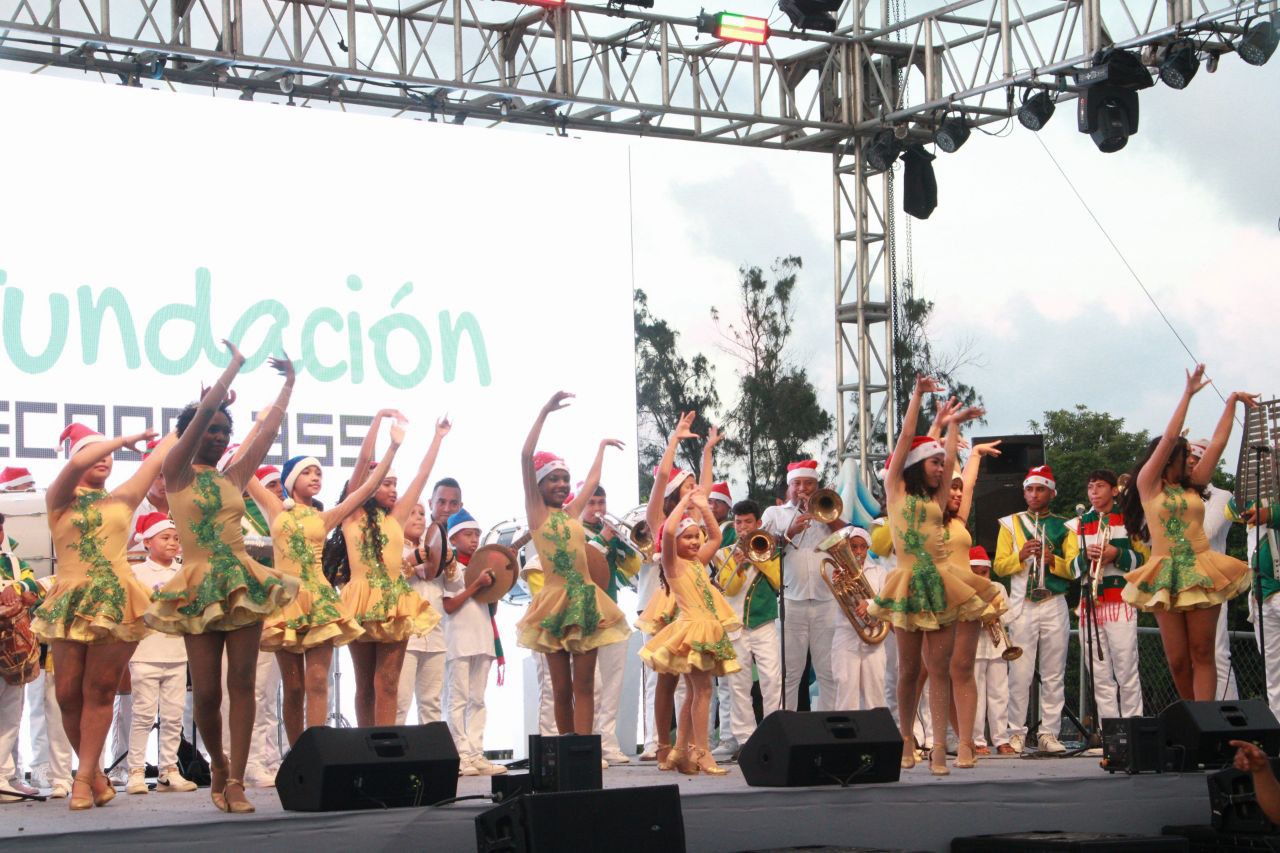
(601, 504, 655, 560)
(712, 530, 778, 595)
(1027, 519, 1053, 603)
(817, 528, 889, 645)
(984, 618, 1023, 661)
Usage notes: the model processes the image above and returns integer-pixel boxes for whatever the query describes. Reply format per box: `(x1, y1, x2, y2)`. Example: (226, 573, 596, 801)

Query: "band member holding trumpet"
(760, 458, 846, 711)
(1064, 470, 1145, 722)
(828, 527, 888, 712)
(994, 463, 1072, 755)
(709, 499, 782, 757)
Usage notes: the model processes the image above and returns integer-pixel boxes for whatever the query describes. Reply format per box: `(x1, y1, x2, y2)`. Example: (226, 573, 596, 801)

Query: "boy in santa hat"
(126, 513, 198, 795)
(442, 508, 506, 777)
(993, 465, 1073, 754)
(829, 527, 888, 712)
(0, 467, 35, 493)
(968, 547, 1014, 755)
(709, 482, 735, 547)
(760, 459, 846, 711)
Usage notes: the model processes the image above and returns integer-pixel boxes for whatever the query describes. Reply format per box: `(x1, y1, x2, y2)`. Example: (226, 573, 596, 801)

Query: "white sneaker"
(49, 781, 71, 799)
(1038, 733, 1067, 754)
(6, 778, 37, 796)
(156, 766, 198, 793)
(458, 758, 480, 777)
(126, 768, 149, 795)
(603, 751, 631, 765)
(28, 766, 52, 789)
(106, 766, 128, 787)
(243, 768, 276, 788)
(711, 740, 739, 760)
(1009, 734, 1025, 754)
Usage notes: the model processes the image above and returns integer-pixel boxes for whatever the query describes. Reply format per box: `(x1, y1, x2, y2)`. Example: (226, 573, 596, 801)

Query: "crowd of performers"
(0, 349, 1275, 811)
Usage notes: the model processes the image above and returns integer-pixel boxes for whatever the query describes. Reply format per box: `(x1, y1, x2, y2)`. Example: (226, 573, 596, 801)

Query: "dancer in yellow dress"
(32, 423, 175, 810)
(145, 340, 298, 814)
(335, 412, 448, 726)
(1119, 364, 1256, 700)
(516, 391, 630, 736)
(245, 415, 408, 745)
(640, 488, 737, 776)
(868, 376, 987, 776)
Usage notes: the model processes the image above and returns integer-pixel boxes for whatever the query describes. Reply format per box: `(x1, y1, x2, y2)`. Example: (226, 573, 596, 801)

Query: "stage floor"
(1, 755, 1213, 852)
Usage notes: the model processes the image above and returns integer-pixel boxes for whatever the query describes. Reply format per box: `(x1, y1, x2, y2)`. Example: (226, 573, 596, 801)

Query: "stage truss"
(0, 0, 1271, 479)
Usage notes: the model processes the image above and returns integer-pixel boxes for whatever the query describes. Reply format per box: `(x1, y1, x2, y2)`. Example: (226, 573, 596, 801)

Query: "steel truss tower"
(0, 0, 1270, 481)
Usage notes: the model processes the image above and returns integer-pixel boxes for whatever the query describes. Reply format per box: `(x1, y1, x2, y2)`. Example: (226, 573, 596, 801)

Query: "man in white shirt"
(760, 459, 845, 711)
(1190, 438, 1239, 699)
(397, 479, 458, 725)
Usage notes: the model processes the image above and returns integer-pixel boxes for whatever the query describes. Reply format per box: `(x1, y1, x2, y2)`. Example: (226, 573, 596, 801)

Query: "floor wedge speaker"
(1160, 699, 1280, 771)
(738, 709, 902, 787)
(475, 784, 685, 853)
(277, 722, 459, 811)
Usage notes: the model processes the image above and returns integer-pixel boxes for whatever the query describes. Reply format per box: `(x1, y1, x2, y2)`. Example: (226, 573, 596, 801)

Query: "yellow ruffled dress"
(1123, 486, 1251, 612)
(339, 509, 440, 642)
(640, 559, 740, 676)
(636, 582, 678, 635)
(869, 494, 998, 631)
(944, 517, 1007, 622)
(32, 488, 153, 644)
(260, 505, 364, 652)
(516, 510, 631, 654)
(146, 467, 298, 633)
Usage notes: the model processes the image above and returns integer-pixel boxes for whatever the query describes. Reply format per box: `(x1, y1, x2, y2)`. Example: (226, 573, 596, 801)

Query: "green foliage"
(1029, 405, 1152, 516)
(893, 290, 984, 432)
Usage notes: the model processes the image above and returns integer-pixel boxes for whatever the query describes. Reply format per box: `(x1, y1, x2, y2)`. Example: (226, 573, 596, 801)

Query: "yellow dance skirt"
(517, 583, 631, 655)
(870, 564, 1004, 632)
(340, 576, 439, 643)
(146, 559, 299, 635)
(640, 615, 741, 676)
(635, 587, 678, 636)
(1123, 551, 1251, 613)
(260, 581, 364, 653)
(32, 575, 152, 645)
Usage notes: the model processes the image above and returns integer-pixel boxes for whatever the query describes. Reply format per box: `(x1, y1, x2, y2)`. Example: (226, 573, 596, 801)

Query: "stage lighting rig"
(609, 0, 654, 9)
(1017, 90, 1056, 131)
(933, 115, 970, 153)
(778, 0, 839, 33)
(1158, 41, 1199, 89)
(1238, 14, 1278, 66)
(1075, 49, 1151, 153)
(697, 11, 770, 45)
(863, 130, 902, 172)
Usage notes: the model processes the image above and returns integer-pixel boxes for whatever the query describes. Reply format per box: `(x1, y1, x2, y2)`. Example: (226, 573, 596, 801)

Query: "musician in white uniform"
(1190, 438, 1240, 699)
(968, 547, 1013, 755)
(829, 527, 888, 711)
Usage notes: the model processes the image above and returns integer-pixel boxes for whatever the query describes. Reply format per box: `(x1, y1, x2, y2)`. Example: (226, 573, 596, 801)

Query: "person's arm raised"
(113, 431, 178, 510)
(936, 403, 985, 509)
(327, 421, 405, 530)
(647, 410, 697, 536)
(1191, 390, 1260, 488)
(886, 376, 944, 499)
(1138, 365, 1209, 498)
(47, 429, 158, 513)
(958, 440, 1001, 521)
(226, 355, 296, 491)
(163, 338, 246, 492)
(245, 474, 285, 522)
(692, 488, 723, 564)
(522, 392, 573, 531)
(392, 418, 450, 527)
(661, 491, 695, 579)
(347, 409, 405, 496)
(564, 438, 625, 520)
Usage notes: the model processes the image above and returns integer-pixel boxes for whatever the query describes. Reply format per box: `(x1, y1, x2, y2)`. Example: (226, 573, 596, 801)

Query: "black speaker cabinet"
(970, 434, 1045, 556)
(1160, 700, 1280, 771)
(276, 722, 459, 811)
(1102, 716, 1168, 774)
(1208, 758, 1280, 833)
(738, 709, 902, 788)
(475, 785, 685, 853)
(529, 733, 602, 792)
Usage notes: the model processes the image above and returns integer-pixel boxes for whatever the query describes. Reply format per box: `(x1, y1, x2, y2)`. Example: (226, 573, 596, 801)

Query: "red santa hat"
(140, 438, 162, 460)
(1188, 437, 1211, 459)
(656, 466, 692, 498)
(533, 451, 568, 483)
(969, 545, 991, 567)
(255, 465, 281, 486)
(876, 453, 891, 482)
(1023, 465, 1056, 492)
(0, 467, 34, 490)
(135, 511, 176, 542)
(675, 515, 700, 536)
(709, 482, 733, 506)
(903, 436, 944, 469)
(786, 460, 819, 484)
(217, 443, 240, 473)
(59, 423, 108, 457)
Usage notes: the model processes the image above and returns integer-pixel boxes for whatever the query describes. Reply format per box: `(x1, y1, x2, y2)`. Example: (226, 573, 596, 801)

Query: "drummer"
(441, 508, 507, 777)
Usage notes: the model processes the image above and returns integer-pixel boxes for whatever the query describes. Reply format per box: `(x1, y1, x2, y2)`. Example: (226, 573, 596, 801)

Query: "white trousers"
(883, 632, 929, 746)
(830, 620, 887, 711)
(973, 658, 1010, 747)
(720, 621, 782, 743)
(0, 680, 22, 785)
(220, 650, 281, 773)
(128, 661, 187, 771)
(107, 693, 133, 772)
(593, 637, 628, 757)
(641, 661, 659, 751)
(29, 672, 73, 786)
(1253, 593, 1280, 719)
(782, 599, 836, 711)
(396, 649, 446, 725)
(1079, 614, 1143, 719)
(1007, 596, 1069, 741)
(1216, 603, 1239, 700)
(447, 655, 492, 762)
(535, 653, 557, 736)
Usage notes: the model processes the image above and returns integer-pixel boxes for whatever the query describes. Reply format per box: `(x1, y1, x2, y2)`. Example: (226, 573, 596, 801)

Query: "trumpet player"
(994, 465, 1073, 755)
(829, 527, 888, 712)
(709, 500, 782, 759)
(761, 459, 845, 711)
(1064, 470, 1145, 722)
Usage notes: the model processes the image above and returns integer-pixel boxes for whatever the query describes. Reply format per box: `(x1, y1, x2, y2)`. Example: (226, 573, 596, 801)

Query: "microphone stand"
(1254, 446, 1270, 679)
(1077, 515, 1104, 750)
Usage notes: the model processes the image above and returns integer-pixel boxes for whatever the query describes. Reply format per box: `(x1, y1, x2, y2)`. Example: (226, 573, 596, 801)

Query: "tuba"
(816, 527, 890, 646)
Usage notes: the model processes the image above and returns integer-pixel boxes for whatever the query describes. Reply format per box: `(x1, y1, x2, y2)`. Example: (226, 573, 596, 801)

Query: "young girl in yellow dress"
(32, 423, 176, 810)
(516, 391, 630, 736)
(145, 340, 298, 814)
(1119, 364, 1256, 700)
(868, 376, 989, 776)
(245, 416, 407, 745)
(641, 487, 738, 776)
(335, 413, 448, 727)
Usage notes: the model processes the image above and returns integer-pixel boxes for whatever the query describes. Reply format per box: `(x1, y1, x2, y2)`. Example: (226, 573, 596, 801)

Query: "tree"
(634, 289, 721, 497)
(892, 286, 985, 432)
(1028, 405, 1151, 516)
(714, 257, 832, 505)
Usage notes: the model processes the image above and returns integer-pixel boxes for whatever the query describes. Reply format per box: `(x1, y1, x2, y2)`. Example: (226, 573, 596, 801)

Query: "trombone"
(712, 530, 778, 594)
(600, 504, 655, 560)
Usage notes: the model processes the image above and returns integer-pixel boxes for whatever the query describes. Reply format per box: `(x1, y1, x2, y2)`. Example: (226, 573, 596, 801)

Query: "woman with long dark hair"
(1119, 365, 1256, 700)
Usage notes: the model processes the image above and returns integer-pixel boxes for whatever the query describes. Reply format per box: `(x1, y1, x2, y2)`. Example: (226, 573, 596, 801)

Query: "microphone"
(1075, 503, 1087, 517)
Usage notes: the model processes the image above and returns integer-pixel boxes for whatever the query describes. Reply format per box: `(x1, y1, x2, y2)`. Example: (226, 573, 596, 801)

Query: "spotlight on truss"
(778, 0, 839, 33)
(1075, 49, 1151, 153)
(696, 10, 770, 45)
(933, 116, 970, 153)
(1159, 41, 1199, 89)
(863, 130, 902, 172)
(1017, 90, 1056, 131)
(1238, 14, 1278, 66)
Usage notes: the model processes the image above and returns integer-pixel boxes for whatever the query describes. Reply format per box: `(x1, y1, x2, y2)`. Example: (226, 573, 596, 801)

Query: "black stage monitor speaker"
(1102, 716, 1167, 774)
(529, 733, 602, 792)
(276, 722, 459, 811)
(475, 784, 685, 853)
(1208, 758, 1280, 834)
(1160, 700, 1280, 771)
(738, 709, 902, 788)
(970, 434, 1045, 556)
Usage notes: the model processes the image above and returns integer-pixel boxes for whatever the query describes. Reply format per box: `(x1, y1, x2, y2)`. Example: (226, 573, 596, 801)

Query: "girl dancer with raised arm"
(1120, 365, 1256, 700)
(246, 415, 407, 744)
(515, 391, 630, 736)
(868, 377, 990, 776)
(145, 341, 298, 813)
(32, 425, 176, 810)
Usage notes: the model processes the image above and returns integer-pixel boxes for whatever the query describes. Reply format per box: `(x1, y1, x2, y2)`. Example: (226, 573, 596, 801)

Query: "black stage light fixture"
(864, 129, 902, 172)
(778, 0, 839, 33)
(933, 116, 970, 153)
(1239, 15, 1279, 66)
(1159, 41, 1199, 89)
(1017, 90, 1056, 130)
(1078, 85, 1139, 153)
